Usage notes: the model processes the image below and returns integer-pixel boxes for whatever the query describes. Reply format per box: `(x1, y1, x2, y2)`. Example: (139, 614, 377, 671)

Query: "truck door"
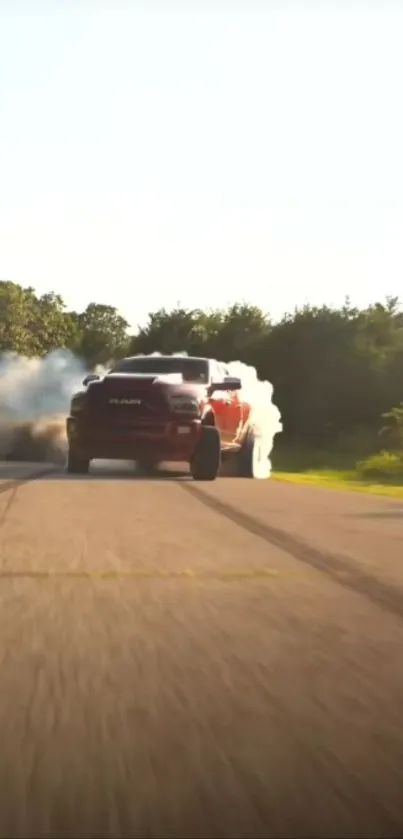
(208, 362, 242, 445)
(220, 363, 243, 444)
(208, 361, 231, 444)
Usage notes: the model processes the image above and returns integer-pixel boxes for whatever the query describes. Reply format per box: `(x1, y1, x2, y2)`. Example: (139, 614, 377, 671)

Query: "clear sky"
(0, 1, 402, 329)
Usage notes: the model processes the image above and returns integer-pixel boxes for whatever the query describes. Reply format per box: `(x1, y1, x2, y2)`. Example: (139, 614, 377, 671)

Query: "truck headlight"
(168, 395, 201, 415)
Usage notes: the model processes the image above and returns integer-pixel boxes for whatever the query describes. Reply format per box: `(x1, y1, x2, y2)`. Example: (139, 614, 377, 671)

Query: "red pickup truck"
(66, 354, 273, 480)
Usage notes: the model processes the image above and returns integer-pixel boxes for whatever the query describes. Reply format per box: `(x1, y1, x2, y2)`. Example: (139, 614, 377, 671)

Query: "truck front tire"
(67, 449, 90, 475)
(190, 426, 221, 481)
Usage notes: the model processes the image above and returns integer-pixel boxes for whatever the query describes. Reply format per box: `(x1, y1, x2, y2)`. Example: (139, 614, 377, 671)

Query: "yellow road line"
(0, 567, 318, 580)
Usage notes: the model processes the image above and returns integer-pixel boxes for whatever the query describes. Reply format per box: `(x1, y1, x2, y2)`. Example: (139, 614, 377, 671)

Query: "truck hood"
(80, 373, 208, 404)
(76, 371, 208, 413)
(103, 372, 184, 385)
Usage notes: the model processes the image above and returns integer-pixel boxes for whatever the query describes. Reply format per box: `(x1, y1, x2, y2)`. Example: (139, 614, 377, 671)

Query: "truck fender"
(201, 408, 215, 426)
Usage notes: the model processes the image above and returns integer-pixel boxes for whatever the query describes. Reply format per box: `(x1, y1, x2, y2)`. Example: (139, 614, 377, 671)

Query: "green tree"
(380, 404, 403, 449)
(78, 302, 130, 365)
(0, 281, 76, 356)
(130, 303, 271, 361)
(130, 307, 200, 356)
(0, 281, 38, 355)
(30, 292, 78, 354)
(208, 303, 271, 363)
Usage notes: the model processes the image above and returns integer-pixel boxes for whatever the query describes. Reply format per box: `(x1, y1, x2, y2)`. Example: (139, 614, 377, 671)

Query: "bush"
(335, 427, 385, 456)
(356, 450, 403, 481)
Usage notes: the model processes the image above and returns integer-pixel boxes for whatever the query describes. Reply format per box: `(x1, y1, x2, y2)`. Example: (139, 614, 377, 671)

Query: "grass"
(272, 470, 403, 499)
(271, 444, 403, 499)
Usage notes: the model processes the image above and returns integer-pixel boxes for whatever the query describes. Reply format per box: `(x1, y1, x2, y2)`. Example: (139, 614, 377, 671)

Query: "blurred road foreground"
(0, 459, 403, 838)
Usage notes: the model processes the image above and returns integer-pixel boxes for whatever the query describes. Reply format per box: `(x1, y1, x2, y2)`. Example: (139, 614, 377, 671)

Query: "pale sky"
(0, 1, 402, 330)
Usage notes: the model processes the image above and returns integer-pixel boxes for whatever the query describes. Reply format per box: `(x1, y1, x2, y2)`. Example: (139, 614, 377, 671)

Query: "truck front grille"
(87, 388, 169, 422)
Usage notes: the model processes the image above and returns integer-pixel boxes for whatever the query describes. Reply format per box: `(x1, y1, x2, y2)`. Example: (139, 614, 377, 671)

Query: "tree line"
(1, 279, 403, 451)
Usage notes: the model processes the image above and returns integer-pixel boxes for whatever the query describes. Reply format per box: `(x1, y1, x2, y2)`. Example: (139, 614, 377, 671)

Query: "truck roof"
(121, 354, 211, 363)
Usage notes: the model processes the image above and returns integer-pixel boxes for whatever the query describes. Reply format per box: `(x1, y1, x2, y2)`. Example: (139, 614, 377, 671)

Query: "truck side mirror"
(82, 374, 100, 387)
(223, 376, 242, 390)
(207, 377, 241, 395)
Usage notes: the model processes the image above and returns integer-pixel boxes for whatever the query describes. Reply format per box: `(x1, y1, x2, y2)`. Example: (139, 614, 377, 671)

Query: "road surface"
(1, 460, 403, 838)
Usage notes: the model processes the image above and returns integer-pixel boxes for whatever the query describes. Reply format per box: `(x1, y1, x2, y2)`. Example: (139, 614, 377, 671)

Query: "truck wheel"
(238, 429, 271, 479)
(67, 449, 90, 475)
(218, 450, 240, 477)
(190, 426, 221, 481)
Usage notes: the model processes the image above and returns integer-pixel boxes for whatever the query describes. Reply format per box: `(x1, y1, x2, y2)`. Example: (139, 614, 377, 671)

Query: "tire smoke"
(0, 350, 92, 463)
(225, 359, 283, 475)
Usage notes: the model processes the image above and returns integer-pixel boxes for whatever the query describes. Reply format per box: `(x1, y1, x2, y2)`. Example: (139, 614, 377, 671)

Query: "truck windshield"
(110, 356, 209, 383)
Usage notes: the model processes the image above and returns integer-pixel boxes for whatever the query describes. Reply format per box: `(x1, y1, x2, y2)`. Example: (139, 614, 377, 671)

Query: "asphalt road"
(1, 461, 403, 838)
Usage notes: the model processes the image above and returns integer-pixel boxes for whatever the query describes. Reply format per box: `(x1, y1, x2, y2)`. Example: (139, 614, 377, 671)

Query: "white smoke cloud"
(0, 350, 85, 420)
(225, 359, 283, 477)
(0, 350, 92, 462)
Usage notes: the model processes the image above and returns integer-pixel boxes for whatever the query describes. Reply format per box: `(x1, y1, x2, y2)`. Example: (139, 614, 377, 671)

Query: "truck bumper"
(66, 416, 203, 462)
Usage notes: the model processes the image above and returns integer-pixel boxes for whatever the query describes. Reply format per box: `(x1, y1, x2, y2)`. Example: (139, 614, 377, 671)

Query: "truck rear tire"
(237, 429, 271, 479)
(67, 449, 90, 475)
(190, 426, 221, 481)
